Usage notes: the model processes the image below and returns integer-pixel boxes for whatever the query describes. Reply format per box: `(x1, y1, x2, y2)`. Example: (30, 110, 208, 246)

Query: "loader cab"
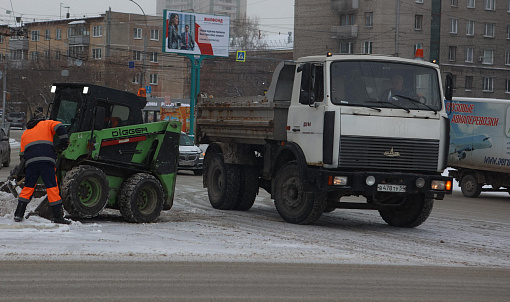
(50, 83, 146, 134)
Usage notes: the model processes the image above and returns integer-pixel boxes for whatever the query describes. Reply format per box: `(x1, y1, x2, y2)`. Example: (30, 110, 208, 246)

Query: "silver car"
(179, 132, 204, 175)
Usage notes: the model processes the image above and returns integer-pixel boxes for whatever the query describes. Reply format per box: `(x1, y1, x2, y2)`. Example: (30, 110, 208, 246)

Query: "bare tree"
(230, 17, 267, 51)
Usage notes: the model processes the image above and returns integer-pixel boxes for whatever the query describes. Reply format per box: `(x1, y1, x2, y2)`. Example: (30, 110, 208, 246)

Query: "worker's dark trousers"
(18, 161, 62, 206)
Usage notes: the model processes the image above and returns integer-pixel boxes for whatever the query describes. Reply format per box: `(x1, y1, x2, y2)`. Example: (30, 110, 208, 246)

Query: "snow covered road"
(0, 173, 509, 267)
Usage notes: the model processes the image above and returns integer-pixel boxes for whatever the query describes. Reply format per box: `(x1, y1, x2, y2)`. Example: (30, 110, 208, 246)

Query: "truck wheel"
(119, 173, 164, 223)
(234, 165, 258, 211)
(378, 194, 433, 228)
(460, 174, 482, 198)
(61, 165, 109, 218)
(274, 161, 326, 224)
(207, 154, 241, 210)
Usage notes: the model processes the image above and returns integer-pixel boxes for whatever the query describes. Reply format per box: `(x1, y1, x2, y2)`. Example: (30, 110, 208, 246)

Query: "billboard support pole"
(181, 54, 210, 137)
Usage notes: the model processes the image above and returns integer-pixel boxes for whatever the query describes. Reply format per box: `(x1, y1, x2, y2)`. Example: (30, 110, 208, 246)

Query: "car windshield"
(180, 133, 194, 146)
(330, 61, 442, 112)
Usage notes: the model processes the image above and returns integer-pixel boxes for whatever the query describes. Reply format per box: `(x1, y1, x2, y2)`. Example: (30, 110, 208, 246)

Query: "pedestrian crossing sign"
(236, 51, 246, 62)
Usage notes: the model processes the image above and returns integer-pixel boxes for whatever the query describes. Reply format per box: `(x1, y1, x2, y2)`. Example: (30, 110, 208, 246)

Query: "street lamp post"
(129, 0, 148, 89)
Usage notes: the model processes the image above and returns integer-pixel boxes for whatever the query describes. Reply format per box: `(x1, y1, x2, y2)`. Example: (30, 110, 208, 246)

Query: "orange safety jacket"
(20, 120, 68, 166)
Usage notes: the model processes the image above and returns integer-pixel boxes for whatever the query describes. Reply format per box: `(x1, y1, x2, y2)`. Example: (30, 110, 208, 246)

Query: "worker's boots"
(51, 205, 71, 225)
(13, 202, 28, 222)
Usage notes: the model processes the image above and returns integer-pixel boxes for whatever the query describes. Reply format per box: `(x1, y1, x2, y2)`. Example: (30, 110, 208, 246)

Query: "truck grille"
(339, 136, 439, 172)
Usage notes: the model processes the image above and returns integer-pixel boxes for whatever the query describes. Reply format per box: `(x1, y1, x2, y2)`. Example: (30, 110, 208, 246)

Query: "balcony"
(8, 38, 29, 51)
(331, 0, 359, 11)
(330, 25, 358, 39)
(68, 35, 90, 45)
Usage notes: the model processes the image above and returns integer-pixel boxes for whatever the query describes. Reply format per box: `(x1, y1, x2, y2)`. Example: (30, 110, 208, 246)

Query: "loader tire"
(233, 165, 258, 211)
(378, 193, 433, 228)
(119, 173, 164, 223)
(274, 161, 326, 224)
(62, 165, 109, 219)
(207, 154, 241, 210)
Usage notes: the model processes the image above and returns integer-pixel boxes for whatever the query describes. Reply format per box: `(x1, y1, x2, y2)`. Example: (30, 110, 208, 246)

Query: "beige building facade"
(295, 0, 510, 99)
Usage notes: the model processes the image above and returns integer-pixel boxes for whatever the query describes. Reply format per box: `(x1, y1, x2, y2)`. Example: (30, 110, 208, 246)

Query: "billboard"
(163, 10, 230, 57)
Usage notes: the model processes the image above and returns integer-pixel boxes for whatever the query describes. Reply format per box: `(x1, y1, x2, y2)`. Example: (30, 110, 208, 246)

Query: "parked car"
(7, 112, 26, 129)
(0, 127, 10, 168)
(179, 132, 203, 175)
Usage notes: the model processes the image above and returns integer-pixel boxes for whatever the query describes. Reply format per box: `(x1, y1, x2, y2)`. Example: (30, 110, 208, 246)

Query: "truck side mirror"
(94, 107, 106, 130)
(444, 73, 453, 101)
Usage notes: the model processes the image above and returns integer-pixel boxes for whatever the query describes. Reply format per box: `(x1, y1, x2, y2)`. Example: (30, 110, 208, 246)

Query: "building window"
(31, 51, 39, 61)
(466, 47, 474, 62)
(483, 77, 494, 92)
(505, 51, 510, 65)
(31, 30, 40, 41)
(484, 0, 495, 10)
(149, 52, 158, 63)
(362, 41, 372, 54)
(448, 46, 457, 61)
(365, 12, 373, 27)
(55, 50, 61, 60)
(465, 76, 473, 91)
(483, 49, 494, 64)
(133, 28, 142, 39)
(508, 0, 510, 12)
(451, 0, 458, 6)
(149, 74, 158, 85)
(416, 0, 423, 3)
(340, 14, 354, 26)
(507, 25, 510, 39)
(506, 79, 510, 93)
(0, 35, 3, 43)
(466, 21, 475, 36)
(56, 29, 61, 40)
(484, 23, 495, 37)
(340, 42, 353, 54)
(450, 19, 458, 34)
(93, 26, 102, 37)
(92, 48, 102, 59)
(132, 74, 140, 84)
(467, 0, 475, 8)
(44, 50, 50, 59)
(150, 29, 159, 40)
(45, 29, 50, 40)
(415, 15, 423, 30)
(133, 50, 142, 61)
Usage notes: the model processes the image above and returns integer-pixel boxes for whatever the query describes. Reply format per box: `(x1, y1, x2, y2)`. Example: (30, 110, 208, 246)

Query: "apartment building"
(295, 0, 510, 99)
(1, 11, 187, 100)
(156, 0, 247, 20)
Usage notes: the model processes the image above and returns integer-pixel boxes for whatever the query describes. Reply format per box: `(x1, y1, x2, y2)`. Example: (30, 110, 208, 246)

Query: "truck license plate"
(377, 184, 406, 192)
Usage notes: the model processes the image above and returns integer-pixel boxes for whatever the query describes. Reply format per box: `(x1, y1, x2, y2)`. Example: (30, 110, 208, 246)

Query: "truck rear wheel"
(234, 165, 258, 211)
(61, 165, 109, 218)
(460, 174, 482, 198)
(119, 173, 164, 223)
(207, 154, 241, 210)
(274, 161, 326, 224)
(378, 194, 433, 228)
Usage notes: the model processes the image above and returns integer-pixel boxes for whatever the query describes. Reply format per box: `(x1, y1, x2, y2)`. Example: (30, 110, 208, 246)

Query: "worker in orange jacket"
(13, 107, 70, 224)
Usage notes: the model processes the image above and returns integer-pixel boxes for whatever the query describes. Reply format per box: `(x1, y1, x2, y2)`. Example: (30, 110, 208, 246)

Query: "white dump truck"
(196, 53, 454, 227)
(448, 97, 510, 197)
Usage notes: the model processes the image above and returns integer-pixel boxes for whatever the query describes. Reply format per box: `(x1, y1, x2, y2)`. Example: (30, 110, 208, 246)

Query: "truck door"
(287, 62, 326, 165)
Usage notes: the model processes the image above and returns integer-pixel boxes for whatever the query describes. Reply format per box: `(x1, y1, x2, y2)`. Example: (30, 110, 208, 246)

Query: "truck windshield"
(330, 61, 442, 112)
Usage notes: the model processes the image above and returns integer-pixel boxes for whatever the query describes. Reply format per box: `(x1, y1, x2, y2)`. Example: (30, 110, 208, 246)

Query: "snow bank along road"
(0, 169, 509, 268)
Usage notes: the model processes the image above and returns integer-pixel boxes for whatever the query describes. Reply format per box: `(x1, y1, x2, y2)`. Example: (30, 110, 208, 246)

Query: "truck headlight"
(431, 180, 446, 190)
(328, 176, 348, 186)
(366, 176, 376, 186)
(416, 178, 426, 188)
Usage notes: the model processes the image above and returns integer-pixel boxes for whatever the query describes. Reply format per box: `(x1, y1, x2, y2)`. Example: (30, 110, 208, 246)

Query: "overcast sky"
(0, 0, 294, 35)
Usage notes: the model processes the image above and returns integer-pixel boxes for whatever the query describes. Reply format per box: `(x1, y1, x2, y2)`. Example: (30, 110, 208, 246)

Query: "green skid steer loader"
(18, 83, 181, 223)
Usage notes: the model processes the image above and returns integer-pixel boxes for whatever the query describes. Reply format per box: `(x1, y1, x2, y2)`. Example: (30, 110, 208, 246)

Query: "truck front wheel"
(207, 154, 241, 210)
(274, 161, 326, 224)
(460, 174, 482, 198)
(378, 194, 433, 228)
(61, 165, 109, 218)
(119, 173, 164, 223)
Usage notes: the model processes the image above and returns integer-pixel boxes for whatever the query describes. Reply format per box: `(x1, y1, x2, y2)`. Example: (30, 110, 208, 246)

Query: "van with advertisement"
(448, 97, 510, 197)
